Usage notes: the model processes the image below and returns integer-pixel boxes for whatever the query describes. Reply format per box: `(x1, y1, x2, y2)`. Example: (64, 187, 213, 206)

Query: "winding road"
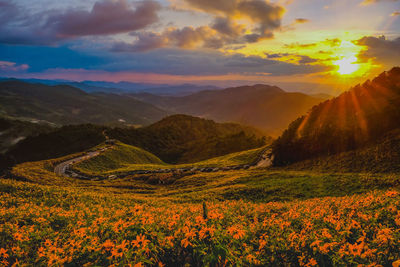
(54, 145, 272, 179)
(54, 151, 102, 177)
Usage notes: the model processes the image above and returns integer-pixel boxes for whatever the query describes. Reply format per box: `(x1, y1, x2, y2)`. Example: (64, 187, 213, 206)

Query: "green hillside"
(272, 67, 400, 166)
(108, 114, 268, 163)
(2, 115, 268, 172)
(75, 142, 166, 174)
(281, 129, 400, 173)
(74, 142, 266, 175)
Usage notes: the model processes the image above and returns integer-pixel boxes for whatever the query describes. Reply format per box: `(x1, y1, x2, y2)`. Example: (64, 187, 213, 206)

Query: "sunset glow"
(0, 0, 398, 94)
(335, 56, 359, 75)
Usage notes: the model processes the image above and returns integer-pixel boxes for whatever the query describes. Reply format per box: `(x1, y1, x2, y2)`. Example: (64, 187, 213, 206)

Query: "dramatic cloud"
(45, 0, 161, 37)
(0, 61, 29, 72)
(0, 0, 161, 45)
(115, 0, 286, 52)
(355, 35, 400, 66)
(180, 0, 285, 41)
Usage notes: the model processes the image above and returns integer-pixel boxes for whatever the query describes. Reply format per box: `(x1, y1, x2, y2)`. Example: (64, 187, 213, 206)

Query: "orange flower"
(227, 226, 246, 240)
(102, 239, 114, 251)
(131, 234, 149, 249)
(0, 248, 8, 259)
(37, 247, 46, 258)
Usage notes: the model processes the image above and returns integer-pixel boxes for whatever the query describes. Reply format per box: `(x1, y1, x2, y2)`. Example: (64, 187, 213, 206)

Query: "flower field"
(1, 178, 400, 266)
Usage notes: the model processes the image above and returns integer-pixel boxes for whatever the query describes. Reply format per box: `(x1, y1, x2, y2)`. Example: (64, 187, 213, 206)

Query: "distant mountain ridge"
(0, 78, 220, 96)
(0, 80, 168, 126)
(272, 67, 400, 166)
(131, 84, 326, 135)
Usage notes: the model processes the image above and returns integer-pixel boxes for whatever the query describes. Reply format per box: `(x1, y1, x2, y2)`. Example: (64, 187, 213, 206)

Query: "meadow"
(1, 177, 400, 266)
(3, 142, 400, 266)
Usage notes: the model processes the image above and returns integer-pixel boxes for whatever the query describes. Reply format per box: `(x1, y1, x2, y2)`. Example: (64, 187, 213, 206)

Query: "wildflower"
(131, 234, 149, 249)
(102, 239, 114, 251)
(227, 226, 246, 240)
(37, 247, 46, 258)
(0, 248, 8, 259)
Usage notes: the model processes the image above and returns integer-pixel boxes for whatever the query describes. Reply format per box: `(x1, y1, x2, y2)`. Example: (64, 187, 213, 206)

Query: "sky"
(0, 0, 399, 94)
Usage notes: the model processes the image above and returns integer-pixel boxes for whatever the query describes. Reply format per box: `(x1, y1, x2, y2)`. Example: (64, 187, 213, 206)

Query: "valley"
(1, 68, 400, 266)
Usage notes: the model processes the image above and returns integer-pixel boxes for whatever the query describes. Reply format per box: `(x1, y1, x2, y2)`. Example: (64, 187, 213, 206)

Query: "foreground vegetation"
(4, 140, 400, 265)
(1, 178, 400, 266)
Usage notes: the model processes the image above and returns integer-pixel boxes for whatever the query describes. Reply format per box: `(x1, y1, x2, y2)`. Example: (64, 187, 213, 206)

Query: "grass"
(75, 142, 167, 174)
(5, 143, 400, 265)
(1, 176, 400, 266)
(73, 142, 267, 176)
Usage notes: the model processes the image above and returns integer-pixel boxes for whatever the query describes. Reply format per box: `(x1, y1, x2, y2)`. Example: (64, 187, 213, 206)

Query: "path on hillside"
(55, 146, 272, 179)
(54, 151, 102, 177)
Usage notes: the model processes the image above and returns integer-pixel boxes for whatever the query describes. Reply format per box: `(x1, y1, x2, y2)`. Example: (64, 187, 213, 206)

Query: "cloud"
(211, 17, 245, 38)
(45, 0, 161, 37)
(284, 42, 317, 49)
(355, 35, 400, 66)
(361, 0, 399, 5)
(0, 1, 19, 25)
(0, 0, 161, 45)
(0, 61, 29, 71)
(294, 18, 310, 24)
(112, 26, 217, 51)
(265, 53, 318, 64)
(186, 0, 285, 40)
(119, 0, 286, 51)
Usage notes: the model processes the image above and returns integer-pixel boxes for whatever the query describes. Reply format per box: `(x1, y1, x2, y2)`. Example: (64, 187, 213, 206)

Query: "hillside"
(272, 67, 400, 166)
(131, 84, 325, 134)
(74, 142, 266, 175)
(5, 124, 106, 165)
(281, 129, 400, 173)
(107, 114, 268, 163)
(0, 116, 54, 153)
(0, 81, 168, 126)
(2, 115, 267, 170)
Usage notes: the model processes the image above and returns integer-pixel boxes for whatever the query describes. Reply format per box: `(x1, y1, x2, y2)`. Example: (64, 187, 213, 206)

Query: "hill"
(0, 80, 168, 126)
(280, 129, 400, 173)
(2, 115, 268, 170)
(75, 141, 166, 174)
(5, 124, 106, 166)
(107, 114, 268, 163)
(0, 116, 54, 154)
(131, 84, 326, 134)
(272, 67, 400, 166)
(74, 142, 266, 175)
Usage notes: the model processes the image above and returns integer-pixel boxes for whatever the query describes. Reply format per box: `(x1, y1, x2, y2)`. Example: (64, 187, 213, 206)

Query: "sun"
(334, 55, 360, 75)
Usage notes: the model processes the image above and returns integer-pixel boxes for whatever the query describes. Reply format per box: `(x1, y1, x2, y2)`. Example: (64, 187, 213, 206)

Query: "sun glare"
(334, 56, 360, 75)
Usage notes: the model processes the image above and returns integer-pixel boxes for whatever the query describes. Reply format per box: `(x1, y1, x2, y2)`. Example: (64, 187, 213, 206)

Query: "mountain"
(131, 84, 326, 135)
(0, 81, 168, 126)
(0, 78, 220, 95)
(5, 124, 106, 166)
(0, 116, 54, 154)
(107, 114, 268, 163)
(3, 115, 268, 169)
(281, 129, 400, 173)
(272, 67, 400, 166)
